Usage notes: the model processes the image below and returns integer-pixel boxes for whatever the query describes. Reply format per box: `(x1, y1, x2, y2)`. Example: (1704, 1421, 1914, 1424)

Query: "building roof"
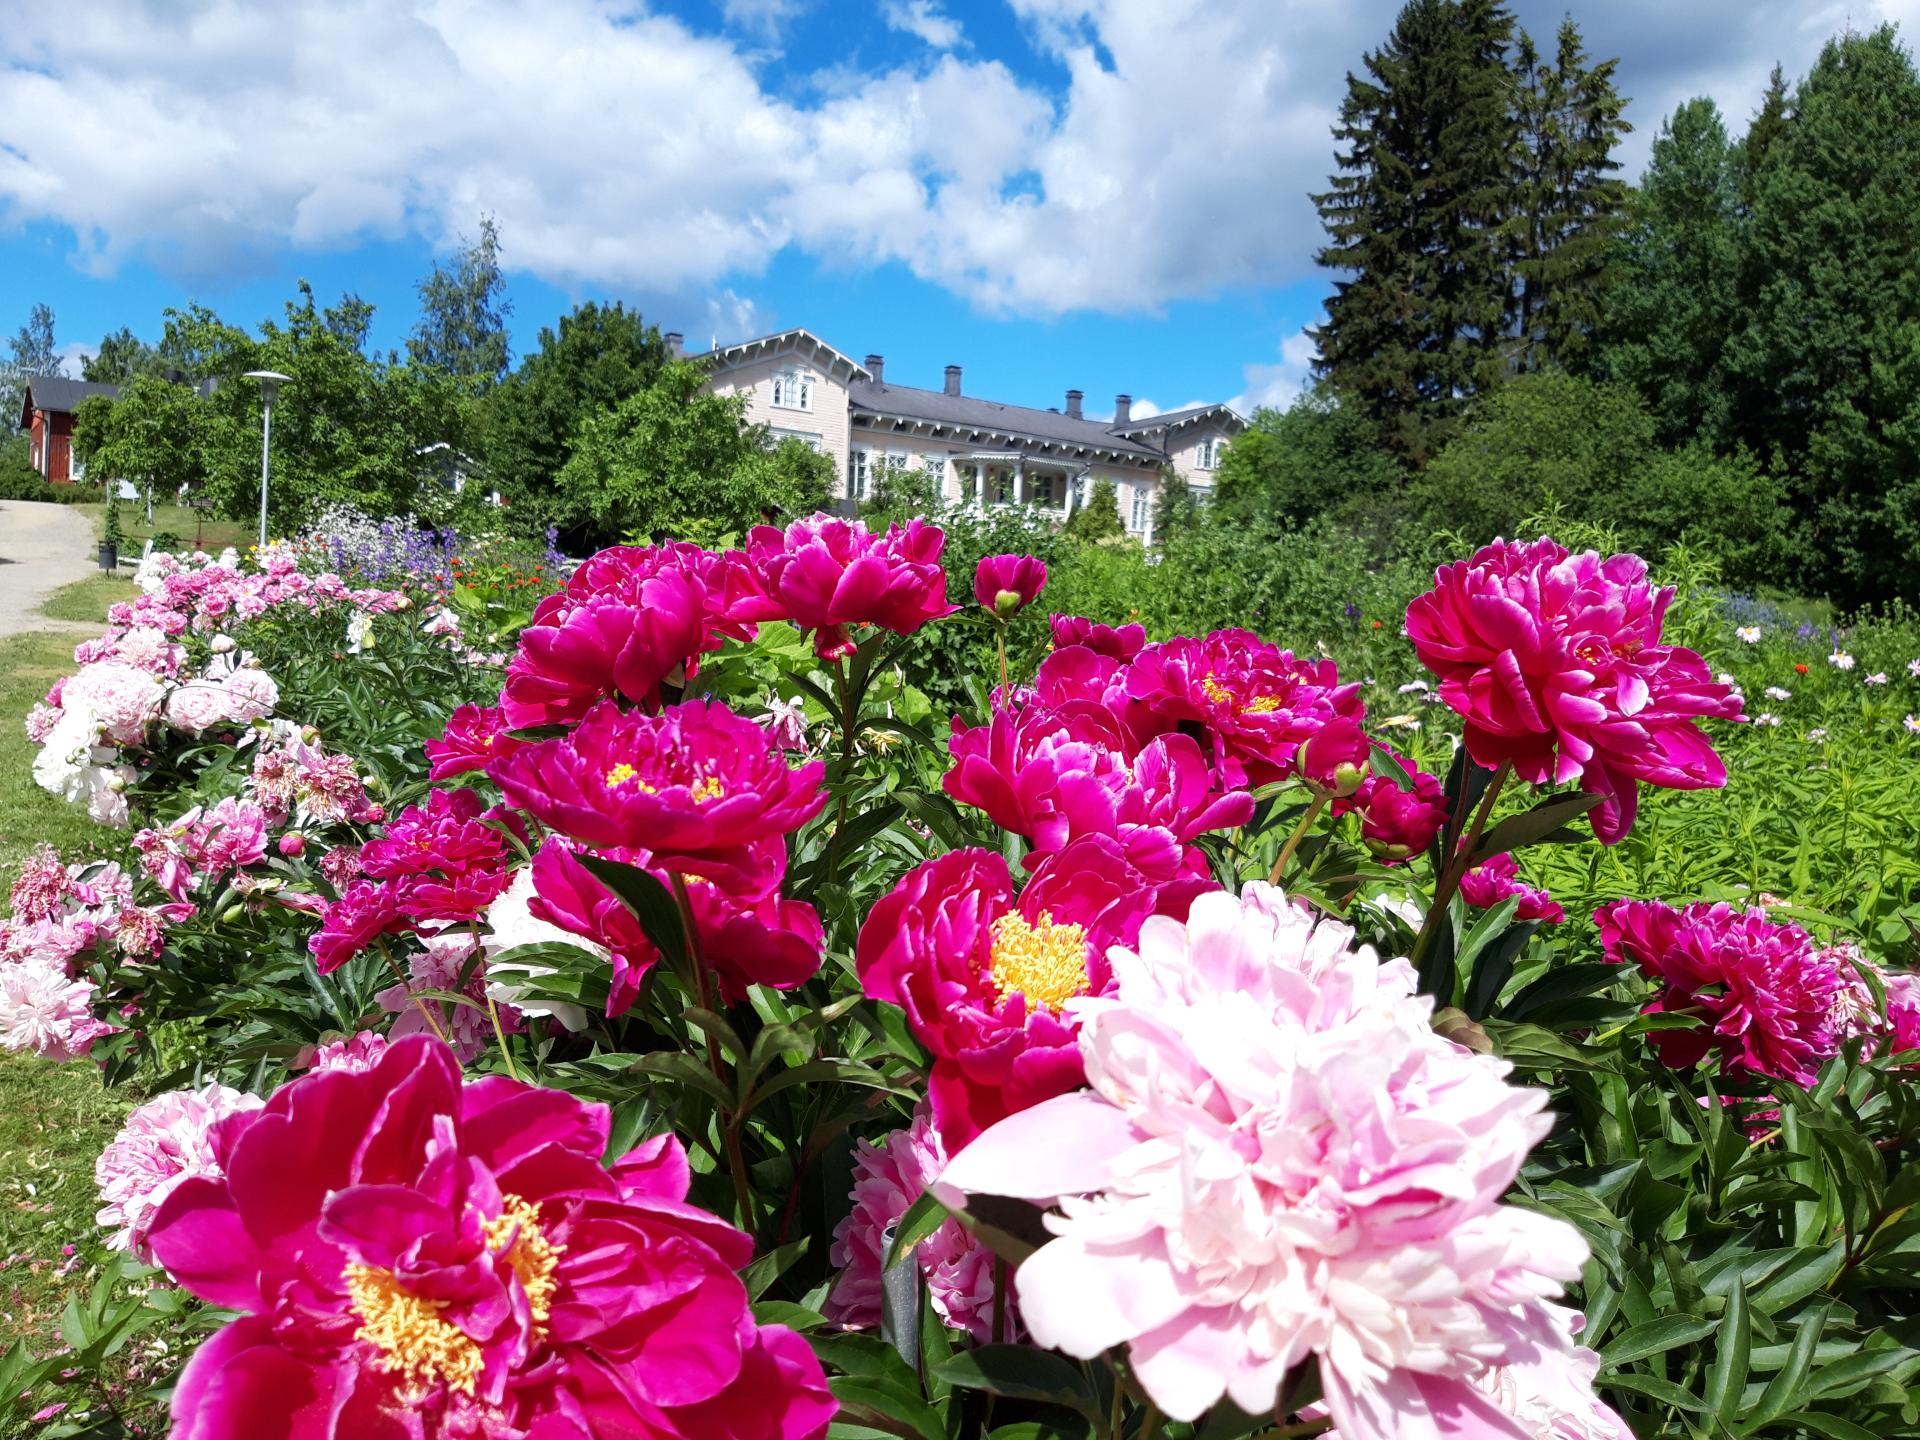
(19, 375, 120, 427)
(697, 329, 870, 383)
(848, 379, 1169, 463)
(1110, 402, 1247, 437)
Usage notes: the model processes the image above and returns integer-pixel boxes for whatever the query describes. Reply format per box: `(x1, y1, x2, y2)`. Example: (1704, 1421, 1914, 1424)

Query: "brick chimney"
(1066, 389, 1083, 419)
(945, 365, 962, 397)
(1113, 393, 1132, 425)
(865, 353, 885, 384)
(665, 331, 683, 357)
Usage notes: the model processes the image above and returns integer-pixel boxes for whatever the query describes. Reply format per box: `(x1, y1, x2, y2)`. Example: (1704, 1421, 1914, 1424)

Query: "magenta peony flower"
(1125, 628, 1365, 789)
(1297, 715, 1371, 798)
(501, 543, 766, 726)
(95, 1083, 264, 1262)
(744, 514, 956, 660)
(425, 704, 523, 781)
(1595, 899, 1843, 1084)
(353, 788, 519, 929)
(145, 1035, 833, 1440)
(856, 835, 1210, 1148)
(488, 698, 826, 863)
(310, 878, 408, 975)
(1406, 539, 1743, 843)
(1885, 971, 1920, 1059)
(974, 554, 1048, 618)
(1048, 613, 1147, 660)
(1459, 852, 1566, 924)
(1352, 757, 1449, 863)
(826, 1103, 1006, 1342)
(940, 883, 1592, 1434)
(528, 839, 822, 1012)
(944, 702, 1250, 859)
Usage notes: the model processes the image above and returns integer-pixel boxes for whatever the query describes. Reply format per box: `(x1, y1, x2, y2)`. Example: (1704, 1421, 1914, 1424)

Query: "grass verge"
(37, 576, 136, 626)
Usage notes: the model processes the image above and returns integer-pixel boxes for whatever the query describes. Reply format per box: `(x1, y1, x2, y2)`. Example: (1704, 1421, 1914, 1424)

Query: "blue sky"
(2, 0, 1907, 419)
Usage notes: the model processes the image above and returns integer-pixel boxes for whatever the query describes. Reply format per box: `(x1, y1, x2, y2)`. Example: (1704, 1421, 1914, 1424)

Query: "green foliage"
(481, 302, 670, 524)
(1151, 466, 1200, 541)
(1, 301, 60, 420)
(81, 326, 158, 385)
(73, 373, 218, 511)
(1725, 25, 1920, 606)
(555, 359, 796, 545)
(1061, 477, 1125, 543)
(858, 463, 945, 530)
(1599, 97, 1744, 448)
(1212, 390, 1405, 537)
(407, 215, 512, 386)
(1313, 0, 1518, 462)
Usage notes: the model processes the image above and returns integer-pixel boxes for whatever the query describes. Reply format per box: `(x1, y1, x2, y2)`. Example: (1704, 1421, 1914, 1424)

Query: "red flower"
(744, 514, 956, 660)
(1406, 538, 1743, 843)
(425, 704, 522, 781)
(488, 699, 826, 865)
(145, 1036, 833, 1440)
(974, 554, 1048, 618)
(1125, 628, 1365, 789)
(856, 834, 1212, 1148)
(1794, 663, 1809, 674)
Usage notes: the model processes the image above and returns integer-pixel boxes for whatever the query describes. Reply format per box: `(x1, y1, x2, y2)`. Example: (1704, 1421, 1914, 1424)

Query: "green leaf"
(885, 1192, 952, 1271)
(1702, 1277, 1749, 1428)
(574, 854, 688, 972)
(1601, 1314, 1719, 1366)
(1597, 1372, 1707, 1412)
(829, 1376, 949, 1440)
(742, 1237, 808, 1300)
(1368, 743, 1417, 791)
(1747, 1302, 1829, 1430)
(1776, 1414, 1885, 1440)
(934, 1346, 1098, 1415)
(748, 1059, 916, 1109)
(1470, 791, 1604, 861)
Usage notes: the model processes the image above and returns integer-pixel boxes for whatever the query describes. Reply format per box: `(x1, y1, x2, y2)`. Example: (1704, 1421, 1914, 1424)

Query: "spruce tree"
(1507, 19, 1631, 371)
(1740, 63, 1790, 208)
(1312, 0, 1517, 464)
(1599, 98, 1742, 447)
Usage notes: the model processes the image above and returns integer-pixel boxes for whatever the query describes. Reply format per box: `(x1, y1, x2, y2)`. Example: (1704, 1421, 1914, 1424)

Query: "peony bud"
(220, 902, 247, 923)
(993, 589, 1025, 619)
(1431, 1007, 1494, 1054)
(278, 832, 307, 858)
(1298, 718, 1371, 799)
(974, 554, 1048, 620)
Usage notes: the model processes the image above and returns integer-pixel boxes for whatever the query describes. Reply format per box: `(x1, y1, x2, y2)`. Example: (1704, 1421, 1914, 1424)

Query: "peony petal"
(936, 1090, 1139, 1200)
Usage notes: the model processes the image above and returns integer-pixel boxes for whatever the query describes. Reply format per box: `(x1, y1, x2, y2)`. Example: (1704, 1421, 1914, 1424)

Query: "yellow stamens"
(689, 775, 725, 802)
(1201, 673, 1282, 715)
(344, 1193, 564, 1396)
(988, 911, 1089, 1013)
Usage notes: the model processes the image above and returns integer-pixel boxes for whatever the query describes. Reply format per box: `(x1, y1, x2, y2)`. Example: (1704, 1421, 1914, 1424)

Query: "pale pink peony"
(61, 662, 165, 746)
(220, 665, 280, 723)
(826, 1105, 1005, 1342)
(0, 956, 114, 1061)
(164, 680, 235, 735)
(94, 1083, 265, 1261)
(941, 883, 1592, 1435)
(306, 1030, 390, 1074)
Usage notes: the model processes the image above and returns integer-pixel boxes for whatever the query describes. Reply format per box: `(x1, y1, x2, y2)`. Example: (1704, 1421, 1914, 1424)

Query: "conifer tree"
(1506, 18, 1631, 371)
(1311, 0, 1518, 464)
(1740, 63, 1790, 208)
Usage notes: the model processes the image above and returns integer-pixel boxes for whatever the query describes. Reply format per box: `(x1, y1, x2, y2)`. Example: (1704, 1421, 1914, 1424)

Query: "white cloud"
(0, 0, 1909, 327)
(882, 0, 966, 50)
(1232, 329, 1316, 415)
(55, 339, 96, 377)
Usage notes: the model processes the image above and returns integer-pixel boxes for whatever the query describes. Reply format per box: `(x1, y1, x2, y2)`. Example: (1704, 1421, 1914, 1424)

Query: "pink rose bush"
(941, 885, 1604, 1434)
(144, 1034, 832, 1440)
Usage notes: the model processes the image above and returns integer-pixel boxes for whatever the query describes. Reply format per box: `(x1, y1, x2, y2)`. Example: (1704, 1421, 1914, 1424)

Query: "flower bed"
(2, 521, 1919, 1438)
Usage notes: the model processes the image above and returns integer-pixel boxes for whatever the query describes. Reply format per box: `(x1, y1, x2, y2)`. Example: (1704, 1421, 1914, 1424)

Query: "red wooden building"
(18, 376, 121, 484)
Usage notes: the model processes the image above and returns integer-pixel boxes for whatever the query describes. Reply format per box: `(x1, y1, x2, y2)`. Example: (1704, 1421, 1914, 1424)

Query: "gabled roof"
(697, 329, 870, 383)
(19, 375, 120, 427)
(1109, 402, 1247, 437)
(849, 379, 1166, 464)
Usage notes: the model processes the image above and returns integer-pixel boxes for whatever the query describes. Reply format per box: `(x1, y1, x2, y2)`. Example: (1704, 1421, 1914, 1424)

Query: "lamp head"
(242, 370, 293, 406)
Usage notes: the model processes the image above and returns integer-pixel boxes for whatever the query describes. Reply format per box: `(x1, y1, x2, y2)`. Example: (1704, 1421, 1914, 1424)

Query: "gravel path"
(0, 500, 106, 637)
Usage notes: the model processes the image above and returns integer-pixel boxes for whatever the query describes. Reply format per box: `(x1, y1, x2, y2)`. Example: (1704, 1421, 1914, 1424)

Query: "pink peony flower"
(95, 1083, 264, 1262)
(744, 514, 956, 660)
(425, 704, 522, 781)
(1297, 715, 1371, 798)
(61, 661, 166, 745)
(145, 1035, 833, 1440)
(826, 1104, 1006, 1342)
(940, 883, 1592, 1434)
(1125, 628, 1365, 789)
(1460, 852, 1567, 924)
(488, 698, 826, 863)
(307, 1030, 390, 1074)
(8, 845, 74, 924)
(974, 553, 1048, 618)
(856, 834, 1211, 1148)
(1048, 613, 1147, 660)
(1885, 971, 1920, 1060)
(1406, 539, 1743, 843)
(220, 666, 280, 724)
(528, 839, 822, 1013)
(501, 543, 766, 726)
(1595, 899, 1843, 1084)
(195, 796, 271, 877)
(164, 680, 236, 736)
(377, 932, 520, 1061)
(0, 956, 113, 1061)
(1353, 757, 1449, 863)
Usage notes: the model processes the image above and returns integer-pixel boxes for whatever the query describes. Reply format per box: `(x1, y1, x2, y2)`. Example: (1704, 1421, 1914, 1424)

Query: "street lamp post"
(241, 371, 292, 549)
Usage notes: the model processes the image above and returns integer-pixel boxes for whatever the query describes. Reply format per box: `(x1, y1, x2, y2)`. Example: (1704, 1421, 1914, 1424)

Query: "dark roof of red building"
(18, 375, 122, 429)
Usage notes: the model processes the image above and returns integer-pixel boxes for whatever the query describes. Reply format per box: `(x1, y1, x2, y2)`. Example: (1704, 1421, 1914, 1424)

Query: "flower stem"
(486, 993, 518, 1081)
(377, 939, 448, 1046)
(823, 659, 857, 887)
(672, 874, 756, 1233)
(1409, 759, 1512, 970)
(996, 626, 1009, 692)
(1267, 794, 1329, 886)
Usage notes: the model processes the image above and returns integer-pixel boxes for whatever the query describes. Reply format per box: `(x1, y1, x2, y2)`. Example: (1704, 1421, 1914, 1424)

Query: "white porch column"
(1013, 458, 1026, 507)
(1141, 479, 1156, 548)
(973, 464, 986, 515)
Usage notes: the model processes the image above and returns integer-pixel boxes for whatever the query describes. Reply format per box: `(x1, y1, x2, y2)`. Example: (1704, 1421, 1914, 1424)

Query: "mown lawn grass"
(37, 575, 136, 626)
(0, 631, 121, 881)
(72, 501, 249, 556)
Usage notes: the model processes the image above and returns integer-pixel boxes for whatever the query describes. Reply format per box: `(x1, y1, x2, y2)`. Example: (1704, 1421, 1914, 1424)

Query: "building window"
(770, 428, 823, 451)
(1130, 488, 1153, 532)
(1192, 484, 1213, 509)
(1030, 473, 1060, 507)
(1196, 436, 1221, 469)
(771, 369, 814, 412)
(848, 449, 869, 500)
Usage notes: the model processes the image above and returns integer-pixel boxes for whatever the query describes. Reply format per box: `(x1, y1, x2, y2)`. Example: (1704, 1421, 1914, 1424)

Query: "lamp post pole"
(242, 371, 292, 550)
